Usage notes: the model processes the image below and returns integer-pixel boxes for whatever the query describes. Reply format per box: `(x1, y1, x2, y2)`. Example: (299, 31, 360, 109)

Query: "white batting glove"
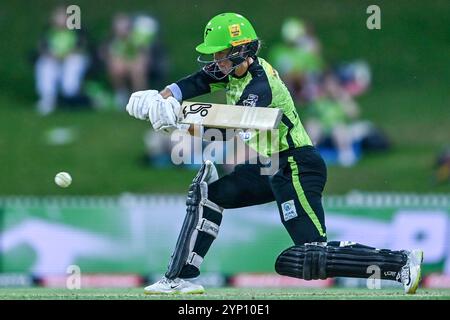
(159, 123, 190, 135)
(126, 90, 161, 120)
(149, 96, 183, 132)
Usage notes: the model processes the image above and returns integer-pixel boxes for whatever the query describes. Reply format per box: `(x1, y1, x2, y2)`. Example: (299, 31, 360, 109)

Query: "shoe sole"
(144, 289, 205, 295)
(407, 250, 423, 294)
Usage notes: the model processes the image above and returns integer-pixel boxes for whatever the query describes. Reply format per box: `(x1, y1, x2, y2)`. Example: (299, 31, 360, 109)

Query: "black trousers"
(179, 146, 328, 278)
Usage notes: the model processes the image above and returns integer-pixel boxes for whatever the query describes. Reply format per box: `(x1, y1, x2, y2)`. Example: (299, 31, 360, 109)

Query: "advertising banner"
(1, 193, 449, 278)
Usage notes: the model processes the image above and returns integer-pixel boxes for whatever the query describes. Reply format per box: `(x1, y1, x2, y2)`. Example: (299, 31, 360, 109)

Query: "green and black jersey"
(175, 57, 312, 157)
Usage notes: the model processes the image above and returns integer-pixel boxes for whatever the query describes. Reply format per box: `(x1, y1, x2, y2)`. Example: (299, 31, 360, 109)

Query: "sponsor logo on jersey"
(238, 131, 252, 141)
(281, 200, 298, 221)
(243, 94, 259, 107)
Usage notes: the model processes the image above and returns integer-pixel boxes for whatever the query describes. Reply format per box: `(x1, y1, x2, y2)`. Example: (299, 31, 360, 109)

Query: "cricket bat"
(178, 101, 283, 130)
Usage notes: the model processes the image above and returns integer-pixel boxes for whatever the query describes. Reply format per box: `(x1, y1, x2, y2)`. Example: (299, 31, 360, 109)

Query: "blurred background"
(0, 0, 449, 290)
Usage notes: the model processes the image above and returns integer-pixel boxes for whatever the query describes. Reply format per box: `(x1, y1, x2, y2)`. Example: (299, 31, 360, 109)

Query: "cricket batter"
(126, 13, 423, 294)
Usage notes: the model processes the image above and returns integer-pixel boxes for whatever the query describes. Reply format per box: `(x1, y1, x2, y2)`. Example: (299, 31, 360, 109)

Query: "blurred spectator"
(305, 71, 390, 166)
(268, 17, 324, 106)
(333, 60, 371, 97)
(100, 13, 171, 167)
(143, 128, 205, 170)
(269, 17, 389, 167)
(102, 13, 167, 108)
(143, 129, 172, 168)
(305, 72, 361, 166)
(434, 148, 450, 185)
(35, 6, 90, 115)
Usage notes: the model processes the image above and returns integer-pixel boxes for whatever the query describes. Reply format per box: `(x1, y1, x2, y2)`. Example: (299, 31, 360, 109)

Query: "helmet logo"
(231, 39, 251, 46)
(228, 24, 241, 37)
(205, 27, 212, 37)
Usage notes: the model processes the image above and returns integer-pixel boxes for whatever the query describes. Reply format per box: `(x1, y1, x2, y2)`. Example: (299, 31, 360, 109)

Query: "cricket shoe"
(399, 249, 424, 294)
(144, 277, 205, 295)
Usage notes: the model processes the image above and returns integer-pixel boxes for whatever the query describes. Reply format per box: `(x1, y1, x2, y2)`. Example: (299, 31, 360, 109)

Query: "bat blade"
(179, 101, 283, 130)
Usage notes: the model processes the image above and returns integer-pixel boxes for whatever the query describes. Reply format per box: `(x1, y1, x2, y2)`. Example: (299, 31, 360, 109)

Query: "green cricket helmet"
(196, 13, 260, 79)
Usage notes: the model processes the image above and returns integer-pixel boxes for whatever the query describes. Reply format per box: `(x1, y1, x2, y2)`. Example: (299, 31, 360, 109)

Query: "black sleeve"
(176, 69, 228, 100)
(236, 62, 272, 107)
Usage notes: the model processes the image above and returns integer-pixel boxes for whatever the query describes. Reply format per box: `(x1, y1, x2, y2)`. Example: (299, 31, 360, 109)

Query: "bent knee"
(207, 181, 239, 209)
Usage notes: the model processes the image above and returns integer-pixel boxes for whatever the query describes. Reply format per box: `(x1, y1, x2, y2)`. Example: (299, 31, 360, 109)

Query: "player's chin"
(219, 67, 232, 75)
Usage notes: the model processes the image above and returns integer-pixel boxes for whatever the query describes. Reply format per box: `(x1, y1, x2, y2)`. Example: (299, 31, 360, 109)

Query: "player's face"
(214, 49, 233, 74)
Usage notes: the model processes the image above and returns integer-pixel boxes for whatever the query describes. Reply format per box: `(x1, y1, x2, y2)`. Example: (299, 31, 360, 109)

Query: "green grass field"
(0, 288, 449, 300)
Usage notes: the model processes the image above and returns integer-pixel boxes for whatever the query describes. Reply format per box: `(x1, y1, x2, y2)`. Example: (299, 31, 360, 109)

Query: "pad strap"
(202, 199, 223, 213)
(187, 252, 204, 269)
(197, 218, 220, 238)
